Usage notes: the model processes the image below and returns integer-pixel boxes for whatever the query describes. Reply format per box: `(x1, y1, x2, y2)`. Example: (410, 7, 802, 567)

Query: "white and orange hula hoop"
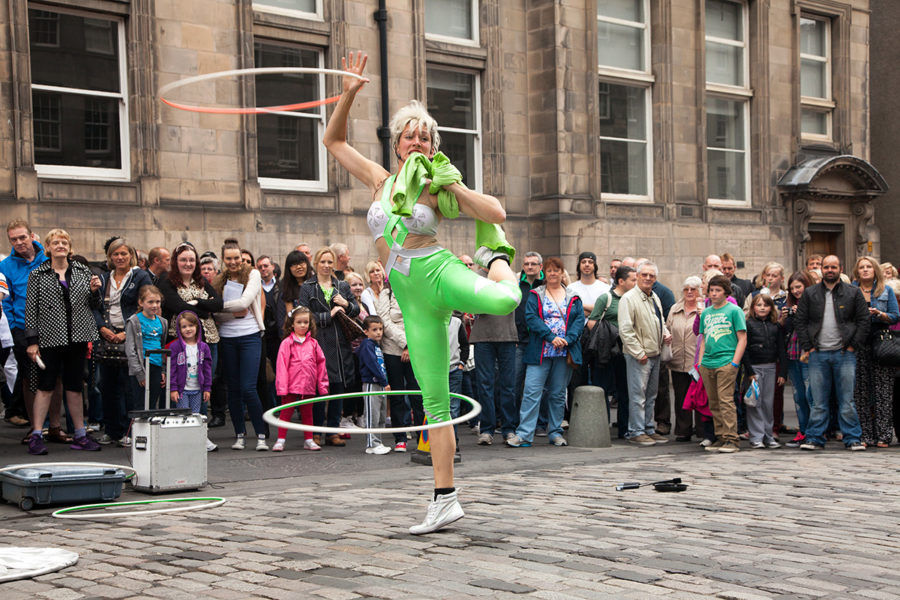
(158, 67, 366, 116)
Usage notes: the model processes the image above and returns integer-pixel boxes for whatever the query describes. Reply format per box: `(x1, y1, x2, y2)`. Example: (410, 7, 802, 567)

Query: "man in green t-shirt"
(696, 275, 747, 453)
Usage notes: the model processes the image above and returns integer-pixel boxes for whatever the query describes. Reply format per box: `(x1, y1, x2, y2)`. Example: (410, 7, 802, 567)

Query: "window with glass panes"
(705, 0, 749, 203)
(252, 0, 318, 18)
(28, 8, 128, 179)
(800, 16, 832, 139)
(425, 0, 477, 43)
(426, 68, 481, 191)
(254, 42, 326, 191)
(597, 0, 652, 200)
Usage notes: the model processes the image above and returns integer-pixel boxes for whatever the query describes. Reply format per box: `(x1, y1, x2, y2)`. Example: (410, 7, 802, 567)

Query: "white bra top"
(367, 200, 439, 242)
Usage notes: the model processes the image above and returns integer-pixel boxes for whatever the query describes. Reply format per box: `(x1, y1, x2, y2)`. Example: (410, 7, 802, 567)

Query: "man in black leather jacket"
(794, 255, 869, 451)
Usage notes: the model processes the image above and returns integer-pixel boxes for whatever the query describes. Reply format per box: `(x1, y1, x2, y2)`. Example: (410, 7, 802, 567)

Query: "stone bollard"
(567, 386, 611, 448)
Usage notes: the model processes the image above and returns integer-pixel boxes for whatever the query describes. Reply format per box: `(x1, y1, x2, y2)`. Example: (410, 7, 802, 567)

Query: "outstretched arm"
(323, 52, 390, 191)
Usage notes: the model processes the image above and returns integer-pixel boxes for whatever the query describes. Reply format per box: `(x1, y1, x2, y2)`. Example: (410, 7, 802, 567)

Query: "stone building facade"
(0, 0, 885, 287)
(871, 0, 900, 264)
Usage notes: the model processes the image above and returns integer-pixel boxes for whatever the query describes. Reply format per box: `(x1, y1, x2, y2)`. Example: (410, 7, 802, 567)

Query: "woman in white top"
(213, 238, 268, 451)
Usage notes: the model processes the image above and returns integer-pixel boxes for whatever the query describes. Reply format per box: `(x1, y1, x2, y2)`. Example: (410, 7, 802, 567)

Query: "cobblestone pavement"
(1, 441, 899, 600)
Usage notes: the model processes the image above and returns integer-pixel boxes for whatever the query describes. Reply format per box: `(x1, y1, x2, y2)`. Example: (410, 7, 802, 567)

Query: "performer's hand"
(341, 52, 369, 95)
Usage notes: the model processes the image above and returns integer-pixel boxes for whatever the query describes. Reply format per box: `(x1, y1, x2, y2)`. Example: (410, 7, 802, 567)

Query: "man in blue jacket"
(0, 220, 48, 428)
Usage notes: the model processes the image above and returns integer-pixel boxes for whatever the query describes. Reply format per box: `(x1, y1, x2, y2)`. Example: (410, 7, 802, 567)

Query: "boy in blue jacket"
(356, 315, 391, 455)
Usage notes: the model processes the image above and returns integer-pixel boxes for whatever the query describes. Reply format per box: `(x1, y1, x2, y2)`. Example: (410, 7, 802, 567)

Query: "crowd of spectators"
(2, 218, 898, 457)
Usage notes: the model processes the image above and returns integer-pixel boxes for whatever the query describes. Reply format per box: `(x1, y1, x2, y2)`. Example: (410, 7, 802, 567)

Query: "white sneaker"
(272, 440, 285, 452)
(118, 436, 131, 448)
(340, 416, 358, 429)
(98, 434, 115, 445)
(365, 444, 391, 455)
(255, 437, 269, 451)
(206, 438, 218, 452)
(766, 439, 781, 449)
(304, 438, 321, 451)
(231, 436, 245, 450)
(477, 433, 493, 445)
(409, 490, 465, 535)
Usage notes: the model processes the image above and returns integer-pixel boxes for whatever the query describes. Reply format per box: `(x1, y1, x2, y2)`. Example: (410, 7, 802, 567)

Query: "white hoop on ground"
(262, 390, 481, 435)
(51, 497, 227, 520)
(159, 67, 366, 117)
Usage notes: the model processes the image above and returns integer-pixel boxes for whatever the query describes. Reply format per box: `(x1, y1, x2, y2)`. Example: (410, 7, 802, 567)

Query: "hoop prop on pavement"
(262, 390, 481, 435)
(159, 67, 366, 116)
(52, 497, 226, 520)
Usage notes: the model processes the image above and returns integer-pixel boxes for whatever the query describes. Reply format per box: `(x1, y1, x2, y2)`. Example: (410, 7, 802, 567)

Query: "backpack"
(583, 293, 620, 367)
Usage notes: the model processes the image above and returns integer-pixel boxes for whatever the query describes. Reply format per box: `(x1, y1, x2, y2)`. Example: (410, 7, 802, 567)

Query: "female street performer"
(324, 52, 521, 534)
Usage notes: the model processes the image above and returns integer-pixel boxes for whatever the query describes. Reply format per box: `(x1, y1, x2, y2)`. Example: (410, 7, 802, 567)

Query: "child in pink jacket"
(274, 307, 329, 451)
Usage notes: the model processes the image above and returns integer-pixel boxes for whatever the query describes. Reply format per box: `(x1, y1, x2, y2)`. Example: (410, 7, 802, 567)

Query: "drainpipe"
(374, 1, 391, 168)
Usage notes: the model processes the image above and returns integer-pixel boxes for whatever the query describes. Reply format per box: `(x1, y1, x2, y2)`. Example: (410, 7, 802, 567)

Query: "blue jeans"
(449, 368, 463, 417)
(220, 333, 266, 437)
(516, 357, 570, 443)
(787, 359, 810, 433)
(805, 349, 862, 446)
(624, 354, 660, 438)
(475, 342, 518, 435)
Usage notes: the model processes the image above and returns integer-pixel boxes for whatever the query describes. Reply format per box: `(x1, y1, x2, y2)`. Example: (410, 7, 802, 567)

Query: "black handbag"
(873, 329, 900, 367)
(94, 327, 127, 363)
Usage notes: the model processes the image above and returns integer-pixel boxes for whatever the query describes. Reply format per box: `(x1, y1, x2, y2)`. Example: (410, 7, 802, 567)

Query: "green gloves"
(388, 151, 515, 261)
(389, 152, 460, 219)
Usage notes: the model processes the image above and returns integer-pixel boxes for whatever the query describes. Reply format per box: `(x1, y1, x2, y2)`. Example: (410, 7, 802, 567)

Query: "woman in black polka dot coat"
(24, 229, 102, 455)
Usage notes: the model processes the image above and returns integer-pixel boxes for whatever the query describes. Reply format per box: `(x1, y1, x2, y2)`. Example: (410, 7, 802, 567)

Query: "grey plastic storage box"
(0, 465, 126, 511)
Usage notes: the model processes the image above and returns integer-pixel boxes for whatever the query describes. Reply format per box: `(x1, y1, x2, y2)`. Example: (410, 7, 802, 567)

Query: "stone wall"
(0, 0, 878, 291)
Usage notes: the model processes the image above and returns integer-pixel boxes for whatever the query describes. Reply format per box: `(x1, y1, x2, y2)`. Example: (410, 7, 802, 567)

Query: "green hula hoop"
(52, 497, 226, 520)
(262, 390, 481, 435)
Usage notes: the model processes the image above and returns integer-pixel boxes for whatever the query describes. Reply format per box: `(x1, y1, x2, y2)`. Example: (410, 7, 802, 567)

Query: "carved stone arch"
(777, 154, 888, 266)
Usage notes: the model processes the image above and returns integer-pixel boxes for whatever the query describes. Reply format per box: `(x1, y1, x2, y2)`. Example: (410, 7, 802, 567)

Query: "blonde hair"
(853, 256, 885, 297)
(756, 262, 785, 290)
(313, 247, 335, 271)
(364, 260, 384, 285)
(880, 262, 897, 280)
(106, 237, 137, 269)
(345, 271, 365, 287)
(43, 228, 73, 258)
(702, 269, 723, 285)
(389, 100, 441, 156)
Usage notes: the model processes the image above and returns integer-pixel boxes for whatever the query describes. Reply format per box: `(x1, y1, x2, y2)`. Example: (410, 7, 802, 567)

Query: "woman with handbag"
(666, 276, 704, 442)
(296, 246, 360, 447)
(213, 238, 269, 451)
(587, 265, 636, 439)
(93, 237, 151, 446)
(851, 256, 899, 448)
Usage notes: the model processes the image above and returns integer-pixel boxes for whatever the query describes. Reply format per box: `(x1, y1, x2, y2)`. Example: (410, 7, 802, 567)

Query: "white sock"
(276, 438, 286, 444)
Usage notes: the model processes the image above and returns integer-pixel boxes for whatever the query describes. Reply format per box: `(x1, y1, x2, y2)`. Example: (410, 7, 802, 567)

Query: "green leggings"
(389, 249, 521, 423)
